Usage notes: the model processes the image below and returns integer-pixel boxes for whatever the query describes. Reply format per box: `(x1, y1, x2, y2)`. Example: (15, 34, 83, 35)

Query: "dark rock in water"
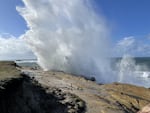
(81, 76, 96, 82)
(89, 77, 96, 81)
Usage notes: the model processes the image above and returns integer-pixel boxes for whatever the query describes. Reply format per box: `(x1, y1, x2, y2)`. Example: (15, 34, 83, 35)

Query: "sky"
(0, 0, 150, 59)
(0, 0, 27, 37)
(93, 0, 150, 41)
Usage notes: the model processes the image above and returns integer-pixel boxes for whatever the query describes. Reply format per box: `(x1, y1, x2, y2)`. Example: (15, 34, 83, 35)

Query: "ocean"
(15, 59, 38, 68)
(112, 57, 150, 70)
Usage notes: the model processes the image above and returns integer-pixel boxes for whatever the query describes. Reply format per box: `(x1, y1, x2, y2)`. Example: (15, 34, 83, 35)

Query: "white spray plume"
(117, 55, 137, 82)
(116, 55, 150, 87)
(16, 0, 150, 87)
(17, 0, 114, 82)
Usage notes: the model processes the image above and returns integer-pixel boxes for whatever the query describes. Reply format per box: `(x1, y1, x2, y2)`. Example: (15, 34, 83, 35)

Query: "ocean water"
(112, 57, 150, 70)
(15, 59, 38, 68)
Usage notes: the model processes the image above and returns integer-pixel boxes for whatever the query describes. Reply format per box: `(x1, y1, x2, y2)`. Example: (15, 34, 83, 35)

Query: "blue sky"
(0, 0, 27, 37)
(0, 0, 150, 58)
(93, 0, 150, 41)
(1, 0, 150, 41)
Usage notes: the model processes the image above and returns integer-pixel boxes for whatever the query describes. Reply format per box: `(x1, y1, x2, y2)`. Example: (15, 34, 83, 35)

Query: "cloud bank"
(0, 34, 35, 60)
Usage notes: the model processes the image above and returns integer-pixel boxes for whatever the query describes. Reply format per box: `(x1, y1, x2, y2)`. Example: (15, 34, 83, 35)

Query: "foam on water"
(135, 71, 150, 78)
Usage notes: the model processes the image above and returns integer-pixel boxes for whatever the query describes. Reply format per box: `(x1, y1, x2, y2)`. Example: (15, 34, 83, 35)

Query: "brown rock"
(24, 70, 150, 113)
(1, 62, 150, 113)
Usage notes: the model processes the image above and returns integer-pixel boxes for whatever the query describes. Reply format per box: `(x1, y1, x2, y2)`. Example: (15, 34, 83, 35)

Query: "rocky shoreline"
(0, 61, 150, 113)
(0, 62, 85, 113)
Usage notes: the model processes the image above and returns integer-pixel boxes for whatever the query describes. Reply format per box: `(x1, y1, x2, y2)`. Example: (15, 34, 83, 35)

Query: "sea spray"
(17, 0, 114, 82)
(116, 55, 150, 87)
(116, 55, 136, 82)
(17, 0, 150, 87)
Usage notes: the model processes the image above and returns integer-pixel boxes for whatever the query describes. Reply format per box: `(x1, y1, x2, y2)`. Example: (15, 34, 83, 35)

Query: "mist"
(17, 0, 150, 87)
(16, 0, 116, 82)
(115, 55, 150, 87)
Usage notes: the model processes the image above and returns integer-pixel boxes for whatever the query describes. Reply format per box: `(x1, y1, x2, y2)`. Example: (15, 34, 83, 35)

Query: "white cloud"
(0, 34, 35, 60)
(114, 36, 150, 57)
(117, 36, 135, 47)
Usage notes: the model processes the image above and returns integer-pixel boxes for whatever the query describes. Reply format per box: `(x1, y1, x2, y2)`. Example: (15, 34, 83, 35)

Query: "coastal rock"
(22, 70, 150, 113)
(0, 61, 150, 113)
(0, 62, 85, 113)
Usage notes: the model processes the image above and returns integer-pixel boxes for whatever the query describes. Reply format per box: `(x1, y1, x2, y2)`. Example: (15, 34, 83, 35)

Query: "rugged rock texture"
(0, 61, 150, 113)
(0, 76, 85, 113)
(23, 70, 150, 113)
(100, 83, 150, 113)
(0, 62, 85, 113)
